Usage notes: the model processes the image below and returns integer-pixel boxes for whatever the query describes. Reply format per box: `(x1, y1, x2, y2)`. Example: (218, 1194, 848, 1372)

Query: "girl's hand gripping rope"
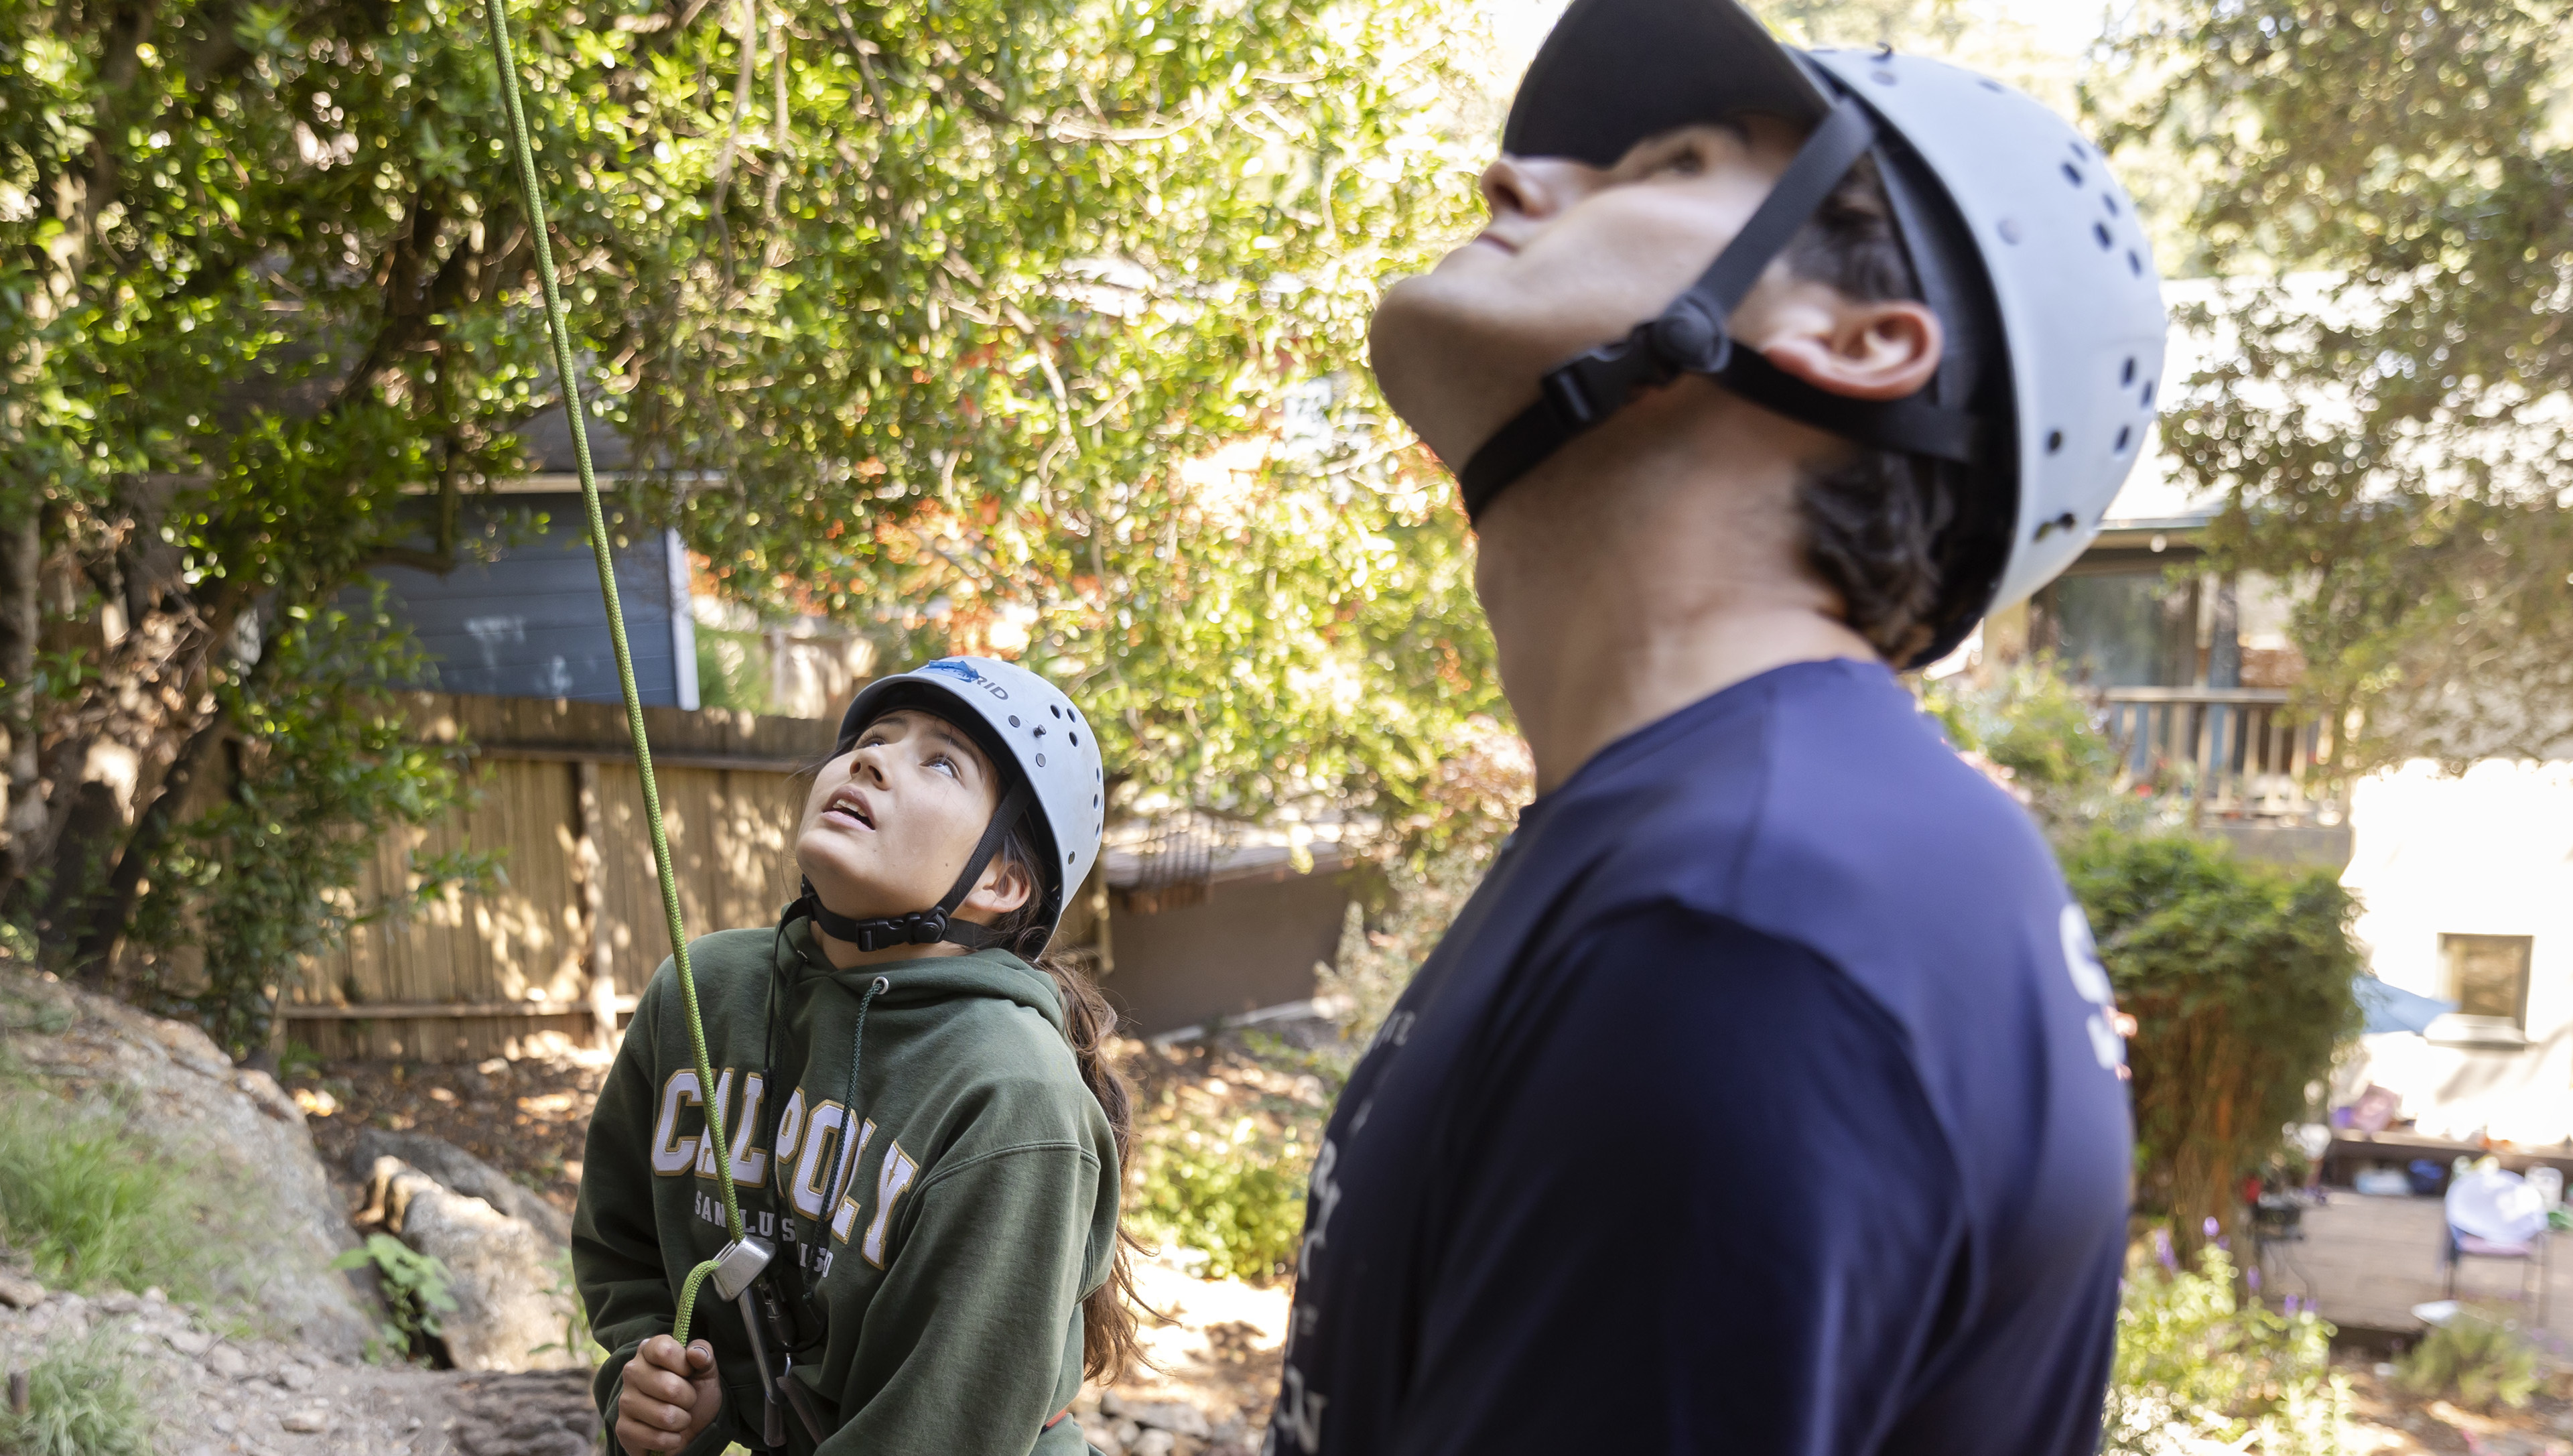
(615, 1335, 722, 1454)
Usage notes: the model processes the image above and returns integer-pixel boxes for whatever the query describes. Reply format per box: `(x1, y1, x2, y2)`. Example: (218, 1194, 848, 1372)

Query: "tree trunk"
(67, 691, 228, 988)
(0, 511, 42, 905)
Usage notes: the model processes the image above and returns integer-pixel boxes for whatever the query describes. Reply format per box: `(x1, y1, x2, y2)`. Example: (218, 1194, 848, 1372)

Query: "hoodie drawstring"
(821, 975, 890, 1225)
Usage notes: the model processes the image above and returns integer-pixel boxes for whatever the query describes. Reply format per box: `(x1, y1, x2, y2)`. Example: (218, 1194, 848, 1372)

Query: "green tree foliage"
(599, 0, 1504, 827)
(125, 592, 489, 1055)
(2064, 831, 2361, 1256)
(2103, 1, 2573, 771)
(1, 0, 1500, 1030)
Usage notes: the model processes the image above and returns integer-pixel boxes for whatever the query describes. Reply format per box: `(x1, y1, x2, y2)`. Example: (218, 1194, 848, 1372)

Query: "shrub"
(2399, 1305, 2542, 1410)
(0, 1093, 248, 1310)
(2064, 831, 2362, 1256)
(0, 1330, 159, 1456)
(1924, 659, 2142, 836)
(1129, 1102, 1314, 1284)
(2105, 1238, 2349, 1455)
(1929, 661, 2122, 791)
(332, 1233, 457, 1362)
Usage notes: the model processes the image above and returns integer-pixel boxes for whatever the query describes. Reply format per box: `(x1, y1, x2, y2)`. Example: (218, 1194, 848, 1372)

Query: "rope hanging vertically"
(480, 0, 744, 1343)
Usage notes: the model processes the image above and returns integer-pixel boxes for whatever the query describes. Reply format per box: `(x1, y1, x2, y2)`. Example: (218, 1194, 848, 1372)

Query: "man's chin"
(1374, 279, 1598, 469)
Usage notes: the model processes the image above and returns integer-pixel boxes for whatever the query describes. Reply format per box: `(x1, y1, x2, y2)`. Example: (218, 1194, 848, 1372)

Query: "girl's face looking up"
(796, 708, 1033, 943)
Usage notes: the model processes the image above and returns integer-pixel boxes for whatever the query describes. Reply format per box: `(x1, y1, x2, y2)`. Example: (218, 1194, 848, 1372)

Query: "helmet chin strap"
(793, 779, 1036, 955)
(1457, 96, 1981, 523)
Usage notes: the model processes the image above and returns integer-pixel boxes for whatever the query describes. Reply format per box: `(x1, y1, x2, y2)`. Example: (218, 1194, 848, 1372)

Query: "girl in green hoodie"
(574, 657, 1140, 1456)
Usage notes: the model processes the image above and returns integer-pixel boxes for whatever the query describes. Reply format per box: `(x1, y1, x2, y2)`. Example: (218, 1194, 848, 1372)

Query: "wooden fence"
(283, 693, 838, 1062)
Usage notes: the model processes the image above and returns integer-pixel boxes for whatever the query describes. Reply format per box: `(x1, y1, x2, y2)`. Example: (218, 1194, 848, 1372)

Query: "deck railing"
(2095, 687, 2338, 821)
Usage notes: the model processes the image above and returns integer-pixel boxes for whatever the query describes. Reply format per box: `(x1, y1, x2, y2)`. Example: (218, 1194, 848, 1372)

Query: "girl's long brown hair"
(984, 817, 1150, 1384)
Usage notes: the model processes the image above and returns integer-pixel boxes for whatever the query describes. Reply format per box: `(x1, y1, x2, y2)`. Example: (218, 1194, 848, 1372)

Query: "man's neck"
(1502, 600, 1876, 794)
(1471, 415, 1882, 795)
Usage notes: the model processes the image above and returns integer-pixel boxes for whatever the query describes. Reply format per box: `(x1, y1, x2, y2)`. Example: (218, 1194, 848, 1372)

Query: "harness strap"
(1457, 96, 1980, 523)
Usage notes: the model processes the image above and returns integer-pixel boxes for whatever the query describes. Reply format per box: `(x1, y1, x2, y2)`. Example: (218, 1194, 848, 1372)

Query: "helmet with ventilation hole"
(797, 657, 1106, 954)
(1466, 0, 2168, 665)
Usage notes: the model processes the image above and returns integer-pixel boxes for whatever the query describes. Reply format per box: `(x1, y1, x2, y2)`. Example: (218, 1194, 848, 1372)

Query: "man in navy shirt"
(1267, 2, 2165, 1453)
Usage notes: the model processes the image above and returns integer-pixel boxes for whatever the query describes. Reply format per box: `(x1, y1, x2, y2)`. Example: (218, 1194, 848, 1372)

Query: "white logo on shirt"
(2059, 903, 2126, 1072)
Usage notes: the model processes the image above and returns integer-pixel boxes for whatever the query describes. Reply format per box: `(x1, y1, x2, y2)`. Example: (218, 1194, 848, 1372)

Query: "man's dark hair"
(1779, 153, 1957, 667)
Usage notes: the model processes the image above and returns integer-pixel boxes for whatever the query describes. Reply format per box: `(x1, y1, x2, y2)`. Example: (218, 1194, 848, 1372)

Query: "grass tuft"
(0, 1330, 160, 1456)
(0, 1092, 250, 1312)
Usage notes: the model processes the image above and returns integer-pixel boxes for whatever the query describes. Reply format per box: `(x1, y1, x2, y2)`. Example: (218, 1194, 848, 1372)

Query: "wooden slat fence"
(285, 693, 836, 1062)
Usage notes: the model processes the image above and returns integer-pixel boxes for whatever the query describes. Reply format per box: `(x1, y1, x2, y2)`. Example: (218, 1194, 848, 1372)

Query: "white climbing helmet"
(826, 657, 1106, 951)
(1474, 0, 2168, 664)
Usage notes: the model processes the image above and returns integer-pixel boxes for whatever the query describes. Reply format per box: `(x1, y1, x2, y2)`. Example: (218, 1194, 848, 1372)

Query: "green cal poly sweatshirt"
(574, 918, 1118, 1456)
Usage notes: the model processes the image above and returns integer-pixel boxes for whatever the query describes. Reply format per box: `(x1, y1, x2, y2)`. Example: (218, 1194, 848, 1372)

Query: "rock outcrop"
(350, 1128, 574, 1245)
(0, 968, 376, 1357)
(362, 1152, 582, 1372)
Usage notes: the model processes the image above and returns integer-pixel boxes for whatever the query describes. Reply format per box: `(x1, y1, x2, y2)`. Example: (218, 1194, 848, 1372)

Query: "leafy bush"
(2400, 1305, 2543, 1410)
(0, 1094, 245, 1309)
(0, 1330, 159, 1456)
(1129, 1102, 1315, 1285)
(2066, 832, 2363, 1255)
(2105, 1238, 2349, 1455)
(1926, 658, 2128, 817)
(332, 1232, 458, 1361)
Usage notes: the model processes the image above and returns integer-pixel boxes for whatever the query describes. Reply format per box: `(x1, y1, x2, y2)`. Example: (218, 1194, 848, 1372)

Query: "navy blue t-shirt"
(1265, 660, 2132, 1456)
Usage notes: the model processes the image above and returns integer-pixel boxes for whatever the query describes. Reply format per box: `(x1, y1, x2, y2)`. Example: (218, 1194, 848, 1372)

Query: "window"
(2037, 570, 2201, 687)
(2441, 934, 2533, 1033)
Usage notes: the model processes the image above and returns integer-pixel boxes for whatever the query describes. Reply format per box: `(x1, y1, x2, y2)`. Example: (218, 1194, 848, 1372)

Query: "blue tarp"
(2355, 974, 2456, 1036)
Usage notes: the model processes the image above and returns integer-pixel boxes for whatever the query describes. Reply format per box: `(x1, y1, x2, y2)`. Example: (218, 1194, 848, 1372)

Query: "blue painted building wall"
(367, 492, 698, 708)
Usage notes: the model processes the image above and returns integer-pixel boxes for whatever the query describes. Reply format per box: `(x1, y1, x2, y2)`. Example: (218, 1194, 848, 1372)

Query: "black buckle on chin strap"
(852, 909, 947, 953)
(1538, 303, 1733, 430)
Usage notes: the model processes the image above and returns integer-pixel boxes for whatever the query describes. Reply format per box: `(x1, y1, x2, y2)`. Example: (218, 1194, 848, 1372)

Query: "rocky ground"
(0, 1280, 597, 1455)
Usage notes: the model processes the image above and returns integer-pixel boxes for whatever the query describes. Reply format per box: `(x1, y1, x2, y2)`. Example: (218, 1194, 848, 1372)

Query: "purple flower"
(2153, 1228, 2178, 1272)
(2204, 1217, 2221, 1238)
(2247, 1267, 2261, 1291)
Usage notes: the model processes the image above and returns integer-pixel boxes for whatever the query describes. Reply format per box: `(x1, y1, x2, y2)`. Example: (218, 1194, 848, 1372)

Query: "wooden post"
(1090, 864, 1113, 978)
(574, 761, 616, 1051)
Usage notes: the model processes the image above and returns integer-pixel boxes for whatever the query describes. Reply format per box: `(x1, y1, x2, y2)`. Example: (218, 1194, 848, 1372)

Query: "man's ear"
(1754, 296, 1942, 402)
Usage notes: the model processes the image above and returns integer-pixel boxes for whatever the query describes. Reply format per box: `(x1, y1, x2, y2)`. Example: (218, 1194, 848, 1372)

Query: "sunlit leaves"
(566, 0, 1504, 827)
(2103, 1, 2573, 770)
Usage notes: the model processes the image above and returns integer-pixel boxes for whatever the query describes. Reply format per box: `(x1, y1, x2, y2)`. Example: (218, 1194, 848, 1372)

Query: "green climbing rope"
(481, 0, 743, 1345)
